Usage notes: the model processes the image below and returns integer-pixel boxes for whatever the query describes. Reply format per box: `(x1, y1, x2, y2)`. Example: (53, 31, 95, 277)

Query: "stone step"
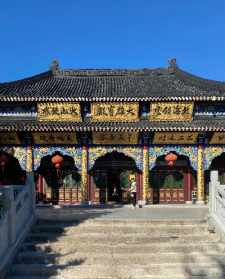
(15, 251, 225, 265)
(33, 220, 209, 225)
(37, 218, 207, 226)
(31, 224, 209, 234)
(25, 232, 219, 244)
(6, 276, 225, 279)
(7, 275, 224, 279)
(20, 241, 225, 254)
(9, 263, 225, 278)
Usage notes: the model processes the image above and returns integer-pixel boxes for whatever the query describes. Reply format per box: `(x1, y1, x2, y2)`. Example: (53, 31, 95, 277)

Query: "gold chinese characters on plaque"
(38, 102, 81, 122)
(150, 102, 194, 121)
(210, 133, 225, 144)
(33, 132, 77, 144)
(0, 133, 20, 144)
(93, 132, 138, 144)
(91, 102, 139, 122)
(153, 132, 198, 144)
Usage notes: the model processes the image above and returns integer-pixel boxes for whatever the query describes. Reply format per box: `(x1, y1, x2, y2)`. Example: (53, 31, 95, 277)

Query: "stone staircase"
(6, 207, 225, 279)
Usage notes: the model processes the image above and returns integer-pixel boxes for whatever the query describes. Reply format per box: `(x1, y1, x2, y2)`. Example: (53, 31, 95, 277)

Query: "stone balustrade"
(0, 173, 36, 279)
(209, 171, 225, 240)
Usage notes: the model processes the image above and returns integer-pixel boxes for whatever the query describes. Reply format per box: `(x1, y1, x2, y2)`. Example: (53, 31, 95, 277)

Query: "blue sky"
(0, 0, 225, 82)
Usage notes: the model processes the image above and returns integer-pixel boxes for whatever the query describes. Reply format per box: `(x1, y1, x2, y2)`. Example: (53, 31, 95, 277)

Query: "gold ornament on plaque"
(92, 132, 138, 144)
(150, 102, 194, 121)
(0, 133, 20, 144)
(91, 102, 139, 122)
(153, 132, 198, 144)
(32, 132, 77, 144)
(210, 133, 225, 144)
(38, 102, 81, 122)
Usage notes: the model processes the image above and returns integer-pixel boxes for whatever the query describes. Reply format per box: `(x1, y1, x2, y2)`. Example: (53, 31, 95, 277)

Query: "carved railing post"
(209, 171, 219, 214)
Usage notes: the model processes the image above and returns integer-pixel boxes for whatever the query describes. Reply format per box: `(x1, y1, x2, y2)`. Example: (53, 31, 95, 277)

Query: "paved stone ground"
(36, 204, 208, 221)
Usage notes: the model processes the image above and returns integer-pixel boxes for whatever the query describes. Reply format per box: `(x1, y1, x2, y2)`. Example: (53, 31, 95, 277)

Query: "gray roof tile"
(0, 67, 225, 101)
(0, 119, 224, 132)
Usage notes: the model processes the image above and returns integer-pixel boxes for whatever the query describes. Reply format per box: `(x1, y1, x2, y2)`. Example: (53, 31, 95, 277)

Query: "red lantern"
(51, 154, 63, 169)
(165, 152, 177, 167)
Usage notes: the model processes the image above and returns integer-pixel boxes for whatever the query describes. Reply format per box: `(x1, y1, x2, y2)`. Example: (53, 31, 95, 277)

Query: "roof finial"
(50, 59, 60, 72)
(168, 58, 178, 69)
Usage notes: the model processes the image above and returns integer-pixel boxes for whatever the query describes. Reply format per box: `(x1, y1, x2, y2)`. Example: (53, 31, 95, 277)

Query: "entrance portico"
(1, 60, 225, 205)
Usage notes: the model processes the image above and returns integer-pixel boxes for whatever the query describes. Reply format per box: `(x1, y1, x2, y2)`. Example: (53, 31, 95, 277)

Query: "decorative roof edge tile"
(0, 96, 225, 102)
(0, 123, 225, 132)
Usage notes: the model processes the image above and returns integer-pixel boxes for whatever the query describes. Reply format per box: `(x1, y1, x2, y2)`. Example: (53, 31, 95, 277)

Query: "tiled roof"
(0, 64, 225, 101)
(1, 119, 225, 132)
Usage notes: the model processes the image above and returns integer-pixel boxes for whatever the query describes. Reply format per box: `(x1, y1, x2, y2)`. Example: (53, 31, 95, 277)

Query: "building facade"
(0, 59, 225, 205)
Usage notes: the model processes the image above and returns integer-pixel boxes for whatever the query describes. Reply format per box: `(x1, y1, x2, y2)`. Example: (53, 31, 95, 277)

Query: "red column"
(184, 170, 192, 203)
(88, 172, 94, 203)
(187, 171, 192, 202)
(37, 175, 44, 201)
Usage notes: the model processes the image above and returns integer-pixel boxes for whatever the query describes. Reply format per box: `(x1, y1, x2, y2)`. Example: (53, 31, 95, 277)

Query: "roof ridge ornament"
(168, 58, 178, 69)
(50, 59, 60, 73)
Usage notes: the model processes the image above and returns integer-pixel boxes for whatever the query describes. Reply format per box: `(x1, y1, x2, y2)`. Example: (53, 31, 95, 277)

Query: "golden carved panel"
(0, 133, 20, 144)
(91, 102, 139, 122)
(93, 132, 139, 144)
(150, 102, 194, 121)
(210, 133, 225, 144)
(153, 132, 198, 144)
(33, 132, 77, 144)
(38, 102, 81, 122)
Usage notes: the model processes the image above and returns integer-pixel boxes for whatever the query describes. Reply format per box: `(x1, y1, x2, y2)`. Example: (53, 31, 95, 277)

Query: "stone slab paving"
(36, 204, 208, 221)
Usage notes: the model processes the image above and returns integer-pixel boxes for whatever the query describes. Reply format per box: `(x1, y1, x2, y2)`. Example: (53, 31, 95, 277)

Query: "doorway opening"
(35, 151, 81, 204)
(90, 151, 141, 203)
(150, 152, 196, 204)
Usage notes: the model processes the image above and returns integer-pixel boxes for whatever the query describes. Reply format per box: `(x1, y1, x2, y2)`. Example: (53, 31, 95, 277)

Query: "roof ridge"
(53, 67, 169, 77)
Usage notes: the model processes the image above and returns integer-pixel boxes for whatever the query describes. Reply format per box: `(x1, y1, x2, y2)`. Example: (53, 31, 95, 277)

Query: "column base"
(196, 200, 205, 205)
(138, 200, 146, 206)
(185, 201, 193, 204)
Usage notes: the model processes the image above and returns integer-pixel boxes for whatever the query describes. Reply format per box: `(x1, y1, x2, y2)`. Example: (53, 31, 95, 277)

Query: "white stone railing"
(209, 171, 225, 240)
(0, 173, 36, 278)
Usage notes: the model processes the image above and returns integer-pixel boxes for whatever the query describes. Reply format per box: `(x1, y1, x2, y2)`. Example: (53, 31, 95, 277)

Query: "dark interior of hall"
(0, 151, 26, 185)
(89, 151, 140, 203)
